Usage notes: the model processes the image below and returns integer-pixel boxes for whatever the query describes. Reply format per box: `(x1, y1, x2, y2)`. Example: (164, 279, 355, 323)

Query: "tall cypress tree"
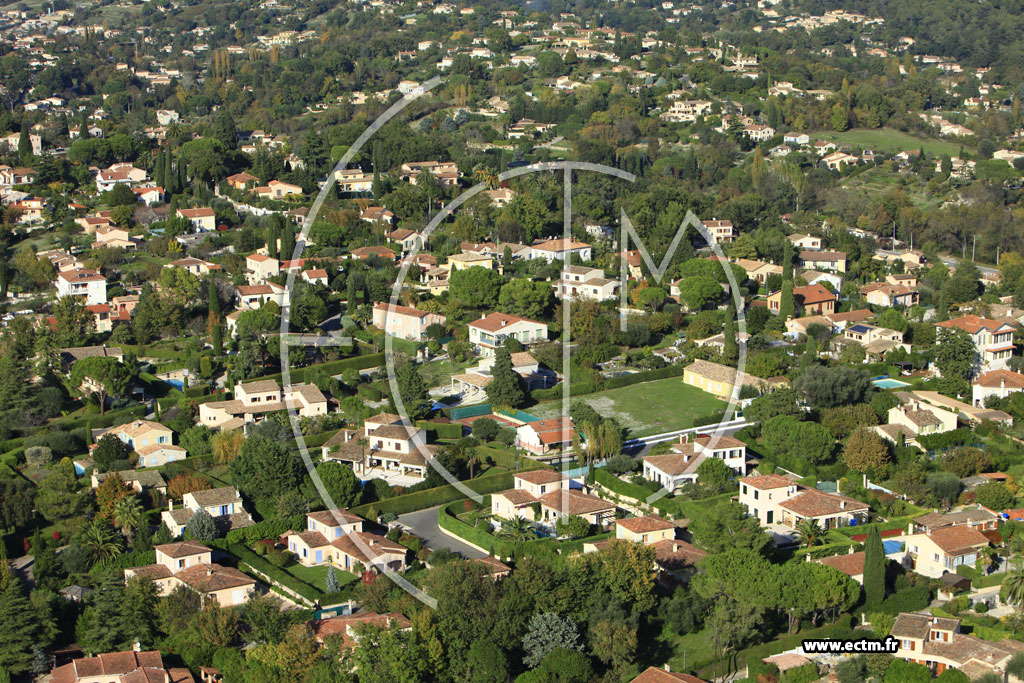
(154, 149, 164, 187)
(266, 223, 279, 259)
(723, 313, 737, 363)
(779, 279, 795, 321)
(17, 126, 31, 161)
(280, 218, 296, 261)
(209, 279, 223, 356)
(863, 524, 885, 608)
(177, 152, 187, 192)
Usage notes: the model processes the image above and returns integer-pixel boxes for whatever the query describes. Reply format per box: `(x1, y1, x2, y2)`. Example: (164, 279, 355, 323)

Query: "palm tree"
(357, 437, 369, 476)
(113, 495, 143, 542)
(1004, 570, 1024, 607)
(795, 519, 823, 549)
(82, 520, 123, 565)
(497, 516, 535, 542)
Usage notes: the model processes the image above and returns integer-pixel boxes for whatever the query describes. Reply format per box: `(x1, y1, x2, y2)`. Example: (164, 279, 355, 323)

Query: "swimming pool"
(872, 378, 910, 389)
(165, 378, 184, 390)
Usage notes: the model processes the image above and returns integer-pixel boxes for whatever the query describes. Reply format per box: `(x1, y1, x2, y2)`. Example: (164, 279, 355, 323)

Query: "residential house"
(822, 151, 859, 170)
(515, 416, 577, 455)
(700, 219, 735, 243)
(874, 399, 958, 447)
(742, 123, 775, 142)
(733, 258, 783, 285)
(683, 359, 764, 399)
(767, 283, 836, 316)
(783, 132, 810, 146)
(936, 315, 1015, 371)
(450, 351, 551, 400)
(199, 380, 328, 430)
(256, 180, 302, 199)
(283, 509, 407, 572)
(553, 266, 620, 301)
(166, 257, 221, 277)
(177, 207, 217, 232)
(50, 650, 195, 683)
(386, 228, 423, 252)
(100, 419, 172, 451)
(335, 169, 375, 193)
(245, 253, 281, 284)
(861, 282, 920, 308)
(642, 433, 749, 491)
(798, 250, 846, 273)
(90, 469, 168, 497)
(631, 667, 708, 682)
(889, 612, 1024, 678)
(841, 324, 909, 358)
(659, 99, 712, 123)
(528, 238, 593, 262)
(400, 161, 459, 187)
(226, 172, 259, 190)
(361, 206, 395, 225)
(900, 525, 990, 578)
(321, 413, 431, 483)
(972, 369, 1024, 407)
(161, 487, 254, 537)
(371, 302, 446, 341)
(310, 612, 413, 650)
(93, 225, 139, 250)
(787, 234, 822, 251)
(468, 312, 548, 353)
(737, 474, 869, 529)
(492, 470, 616, 527)
(911, 508, 999, 534)
(56, 268, 106, 306)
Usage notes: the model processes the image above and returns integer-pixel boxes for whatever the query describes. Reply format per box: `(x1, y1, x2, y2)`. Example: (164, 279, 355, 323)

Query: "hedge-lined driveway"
(398, 506, 488, 559)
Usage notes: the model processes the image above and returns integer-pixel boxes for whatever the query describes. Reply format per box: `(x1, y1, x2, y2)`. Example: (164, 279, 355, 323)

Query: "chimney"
(133, 639, 141, 653)
(848, 545, 855, 554)
(168, 500, 173, 511)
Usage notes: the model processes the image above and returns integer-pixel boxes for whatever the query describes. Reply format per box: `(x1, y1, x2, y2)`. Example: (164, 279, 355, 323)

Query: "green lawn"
(284, 564, 358, 592)
(530, 377, 727, 437)
(818, 127, 964, 157)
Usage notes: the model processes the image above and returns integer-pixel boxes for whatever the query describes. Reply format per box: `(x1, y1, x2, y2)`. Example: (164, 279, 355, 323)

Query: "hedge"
(225, 515, 305, 545)
(594, 468, 683, 517)
(51, 404, 148, 431)
(792, 540, 858, 561)
(437, 501, 613, 559)
(251, 353, 385, 386)
(417, 421, 464, 440)
(530, 364, 688, 401)
(349, 466, 548, 518)
(209, 539, 353, 605)
(729, 615, 855, 679)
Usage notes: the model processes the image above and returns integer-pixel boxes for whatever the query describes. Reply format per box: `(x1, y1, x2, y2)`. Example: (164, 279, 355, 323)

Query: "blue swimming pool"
(872, 378, 910, 389)
(165, 378, 184, 390)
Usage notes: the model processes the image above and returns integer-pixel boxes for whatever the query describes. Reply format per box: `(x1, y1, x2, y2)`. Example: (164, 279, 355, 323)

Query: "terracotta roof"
(890, 613, 960, 640)
(617, 515, 674, 534)
(372, 301, 433, 318)
(538, 489, 614, 515)
(817, 551, 866, 577)
(926, 526, 989, 554)
(799, 250, 846, 261)
(739, 474, 794, 490)
(937, 314, 1013, 335)
(311, 611, 411, 648)
(495, 488, 538, 505)
(793, 283, 835, 306)
(778, 490, 868, 518)
(685, 359, 761, 387)
(155, 541, 210, 558)
(178, 207, 215, 218)
(974, 369, 1024, 389)
(515, 469, 568, 485)
(330, 531, 407, 564)
(307, 508, 364, 527)
(643, 453, 703, 476)
(126, 563, 173, 580)
(469, 311, 545, 333)
(51, 651, 165, 683)
(188, 487, 243, 507)
(631, 665, 708, 682)
(174, 563, 256, 592)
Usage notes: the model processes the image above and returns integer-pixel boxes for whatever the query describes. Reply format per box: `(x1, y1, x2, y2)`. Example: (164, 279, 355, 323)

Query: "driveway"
(398, 506, 488, 559)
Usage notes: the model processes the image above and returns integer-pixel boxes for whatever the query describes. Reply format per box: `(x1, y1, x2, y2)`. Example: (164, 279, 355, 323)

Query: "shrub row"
(90, 549, 157, 578)
(252, 353, 385, 386)
(792, 540, 858, 561)
(594, 469, 684, 517)
(349, 467, 547, 518)
(225, 515, 306, 545)
(732, 614, 855, 679)
(52, 404, 148, 431)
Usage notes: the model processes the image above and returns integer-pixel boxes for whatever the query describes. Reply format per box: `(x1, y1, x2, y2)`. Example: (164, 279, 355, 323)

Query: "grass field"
(284, 564, 358, 591)
(530, 377, 726, 437)
(818, 127, 964, 157)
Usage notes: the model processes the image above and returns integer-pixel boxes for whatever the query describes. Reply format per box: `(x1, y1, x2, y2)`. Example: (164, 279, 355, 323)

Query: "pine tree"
(0, 578, 38, 674)
(863, 524, 885, 608)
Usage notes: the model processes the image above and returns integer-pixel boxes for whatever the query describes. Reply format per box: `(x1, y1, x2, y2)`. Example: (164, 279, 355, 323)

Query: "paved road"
(398, 505, 488, 559)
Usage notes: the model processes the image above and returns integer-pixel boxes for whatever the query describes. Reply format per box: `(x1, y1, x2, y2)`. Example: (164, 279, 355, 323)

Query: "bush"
(472, 418, 501, 442)
(878, 585, 932, 615)
(417, 420, 464, 440)
(265, 547, 291, 567)
(606, 454, 637, 474)
(225, 515, 305, 544)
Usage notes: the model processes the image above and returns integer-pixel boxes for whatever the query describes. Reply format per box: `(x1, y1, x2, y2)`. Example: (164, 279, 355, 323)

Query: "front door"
(766, 511, 773, 524)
